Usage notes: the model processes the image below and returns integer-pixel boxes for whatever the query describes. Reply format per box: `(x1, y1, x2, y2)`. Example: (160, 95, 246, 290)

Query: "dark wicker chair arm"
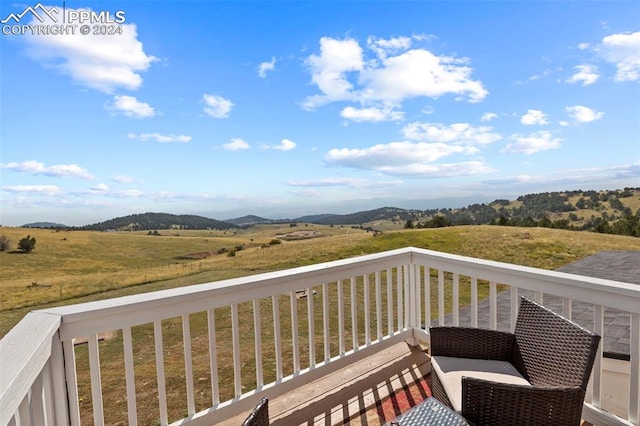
(242, 397, 269, 426)
(461, 377, 585, 426)
(430, 327, 515, 360)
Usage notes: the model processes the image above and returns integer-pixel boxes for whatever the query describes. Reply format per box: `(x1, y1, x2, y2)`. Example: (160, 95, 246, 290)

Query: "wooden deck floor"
(221, 342, 432, 425)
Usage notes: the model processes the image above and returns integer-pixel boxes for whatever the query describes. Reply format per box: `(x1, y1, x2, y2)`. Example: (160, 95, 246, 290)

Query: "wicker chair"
(429, 296, 600, 426)
(242, 397, 269, 426)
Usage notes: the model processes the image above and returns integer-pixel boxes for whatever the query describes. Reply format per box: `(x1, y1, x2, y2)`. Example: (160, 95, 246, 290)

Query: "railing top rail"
(410, 247, 640, 313)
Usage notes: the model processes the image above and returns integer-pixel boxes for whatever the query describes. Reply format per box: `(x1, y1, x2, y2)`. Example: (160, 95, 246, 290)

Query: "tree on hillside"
(18, 235, 36, 253)
(0, 235, 9, 251)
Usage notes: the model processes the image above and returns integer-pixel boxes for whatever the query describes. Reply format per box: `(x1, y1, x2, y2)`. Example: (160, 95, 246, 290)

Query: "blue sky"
(1, 1, 639, 226)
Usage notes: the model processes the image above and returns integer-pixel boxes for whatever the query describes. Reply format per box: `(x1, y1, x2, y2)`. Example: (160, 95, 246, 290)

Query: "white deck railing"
(1, 247, 639, 426)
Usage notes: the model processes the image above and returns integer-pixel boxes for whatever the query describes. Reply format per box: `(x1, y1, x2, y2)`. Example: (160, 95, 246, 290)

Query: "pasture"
(2, 224, 639, 337)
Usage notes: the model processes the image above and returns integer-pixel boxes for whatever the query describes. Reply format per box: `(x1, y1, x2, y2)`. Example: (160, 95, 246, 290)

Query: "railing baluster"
(253, 299, 264, 387)
(271, 296, 283, 381)
(62, 338, 81, 426)
(231, 303, 242, 396)
(404, 265, 410, 328)
(438, 270, 445, 325)
(387, 269, 393, 335)
(471, 277, 478, 328)
(31, 370, 45, 425)
(207, 309, 220, 405)
(534, 291, 543, 304)
(88, 334, 104, 425)
(592, 304, 604, 408)
(397, 266, 404, 329)
(153, 320, 168, 426)
(424, 267, 431, 329)
(489, 281, 497, 330)
(338, 280, 345, 355)
(629, 313, 639, 424)
(364, 275, 371, 346)
(122, 326, 138, 425)
(452, 273, 459, 326)
(42, 360, 55, 424)
(375, 271, 382, 341)
(290, 292, 300, 373)
(307, 287, 316, 368)
(562, 297, 572, 319)
(50, 333, 69, 426)
(414, 265, 421, 329)
(323, 283, 330, 362)
(17, 396, 30, 426)
(510, 287, 519, 332)
(351, 277, 358, 351)
(182, 315, 195, 416)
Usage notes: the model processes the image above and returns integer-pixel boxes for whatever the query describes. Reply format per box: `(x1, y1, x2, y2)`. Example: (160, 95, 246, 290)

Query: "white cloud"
(223, 138, 250, 151)
(302, 35, 487, 114)
(565, 105, 604, 123)
(302, 37, 364, 108)
(112, 174, 134, 183)
(23, 6, 156, 93)
(2, 185, 63, 195)
(566, 65, 599, 86)
(91, 183, 109, 192)
(318, 121, 501, 177)
(578, 43, 590, 50)
(203, 94, 233, 118)
(520, 109, 549, 126)
(108, 95, 155, 118)
(402, 122, 502, 146)
(127, 133, 191, 143)
(501, 131, 561, 155)
(480, 112, 498, 122)
(377, 161, 493, 177)
(341, 106, 404, 122)
(258, 57, 276, 78)
(287, 177, 372, 187)
(598, 31, 640, 81)
(0, 160, 94, 179)
(528, 69, 551, 81)
(272, 139, 296, 151)
(359, 49, 487, 103)
(326, 141, 467, 169)
(367, 36, 412, 59)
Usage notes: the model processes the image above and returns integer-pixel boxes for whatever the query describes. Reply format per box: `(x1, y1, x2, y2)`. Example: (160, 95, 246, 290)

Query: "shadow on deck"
(221, 342, 432, 426)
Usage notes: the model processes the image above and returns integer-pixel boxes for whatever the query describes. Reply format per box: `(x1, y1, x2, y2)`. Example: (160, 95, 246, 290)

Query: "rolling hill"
(81, 213, 236, 231)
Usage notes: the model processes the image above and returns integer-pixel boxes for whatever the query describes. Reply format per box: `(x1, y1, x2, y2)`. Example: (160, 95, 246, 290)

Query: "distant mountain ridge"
(295, 207, 421, 225)
(24, 188, 640, 237)
(81, 213, 236, 231)
(225, 215, 285, 226)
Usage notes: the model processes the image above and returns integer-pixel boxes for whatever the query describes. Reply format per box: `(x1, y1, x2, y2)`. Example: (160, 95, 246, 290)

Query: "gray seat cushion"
(431, 355, 531, 412)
